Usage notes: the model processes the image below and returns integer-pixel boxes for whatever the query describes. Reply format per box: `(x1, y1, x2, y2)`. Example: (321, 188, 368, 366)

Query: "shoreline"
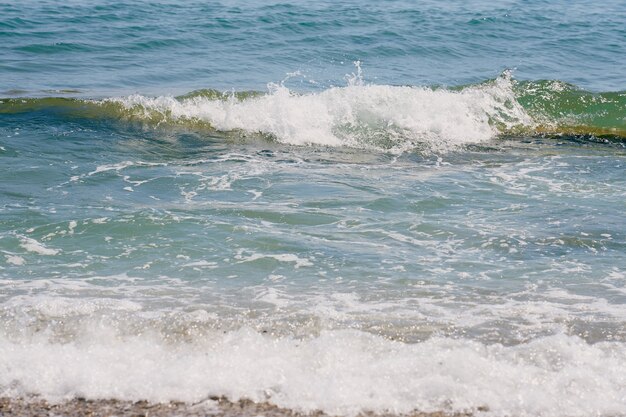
(0, 397, 473, 417)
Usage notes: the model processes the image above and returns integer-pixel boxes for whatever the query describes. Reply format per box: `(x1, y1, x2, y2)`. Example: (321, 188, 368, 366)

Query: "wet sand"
(0, 397, 473, 417)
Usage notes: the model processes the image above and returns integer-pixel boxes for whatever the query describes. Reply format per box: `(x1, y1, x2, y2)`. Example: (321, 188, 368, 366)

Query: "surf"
(2, 72, 624, 153)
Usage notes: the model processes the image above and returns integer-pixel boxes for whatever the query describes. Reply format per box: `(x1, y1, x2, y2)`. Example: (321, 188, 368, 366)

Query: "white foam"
(183, 260, 219, 268)
(89, 160, 135, 175)
(18, 236, 60, 256)
(235, 251, 313, 268)
(4, 255, 25, 266)
(87, 161, 166, 177)
(0, 327, 624, 417)
(108, 74, 532, 153)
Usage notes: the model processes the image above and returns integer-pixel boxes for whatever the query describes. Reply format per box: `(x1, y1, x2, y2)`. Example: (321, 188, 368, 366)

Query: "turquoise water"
(1, 1, 626, 416)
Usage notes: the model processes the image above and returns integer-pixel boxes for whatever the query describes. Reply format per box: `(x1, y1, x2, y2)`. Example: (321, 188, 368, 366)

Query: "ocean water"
(1, 1, 626, 416)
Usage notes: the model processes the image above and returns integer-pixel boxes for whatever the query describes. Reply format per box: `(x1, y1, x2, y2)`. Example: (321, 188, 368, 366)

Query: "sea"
(1, 1, 625, 416)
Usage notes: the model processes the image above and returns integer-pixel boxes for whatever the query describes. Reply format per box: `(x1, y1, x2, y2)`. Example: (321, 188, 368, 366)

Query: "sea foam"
(109, 74, 532, 153)
(0, 325, 624, 417)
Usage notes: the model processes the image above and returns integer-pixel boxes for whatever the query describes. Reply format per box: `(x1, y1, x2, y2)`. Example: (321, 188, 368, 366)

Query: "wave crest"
(2, 73, 624, 152)
(106, 73, 531, 152)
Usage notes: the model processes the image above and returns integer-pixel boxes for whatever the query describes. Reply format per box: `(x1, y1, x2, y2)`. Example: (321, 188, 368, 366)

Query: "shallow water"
(1, 1, 626, 416)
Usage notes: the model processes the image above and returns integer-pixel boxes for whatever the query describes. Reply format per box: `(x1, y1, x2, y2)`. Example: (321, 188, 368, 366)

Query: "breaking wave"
(1, 304, 625, 417)
(1, 72, 624, 152)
